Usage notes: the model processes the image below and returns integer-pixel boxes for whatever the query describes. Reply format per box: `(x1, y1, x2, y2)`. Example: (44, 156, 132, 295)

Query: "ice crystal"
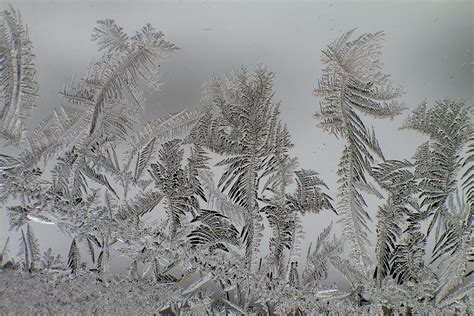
(0, 6, 472, 315)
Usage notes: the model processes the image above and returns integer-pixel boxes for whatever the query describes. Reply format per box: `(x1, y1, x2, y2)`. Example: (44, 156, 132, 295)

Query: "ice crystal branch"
(0, 6, 38, 147)
(402, 100, 472, 235)
(314, 30, 405, 272)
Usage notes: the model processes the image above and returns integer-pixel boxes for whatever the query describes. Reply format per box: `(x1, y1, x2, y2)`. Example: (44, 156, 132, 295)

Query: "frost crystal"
(0, 6, 472, 315)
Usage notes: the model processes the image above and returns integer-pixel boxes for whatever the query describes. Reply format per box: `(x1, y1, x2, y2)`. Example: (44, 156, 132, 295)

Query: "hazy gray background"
(1, 0, 472, 287)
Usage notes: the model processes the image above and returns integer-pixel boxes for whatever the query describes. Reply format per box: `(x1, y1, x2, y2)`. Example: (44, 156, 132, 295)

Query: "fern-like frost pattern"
(0, 6, 472, 315)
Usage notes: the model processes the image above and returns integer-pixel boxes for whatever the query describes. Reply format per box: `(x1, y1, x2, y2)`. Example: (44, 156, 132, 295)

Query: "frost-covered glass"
(0, 2, 472, 315)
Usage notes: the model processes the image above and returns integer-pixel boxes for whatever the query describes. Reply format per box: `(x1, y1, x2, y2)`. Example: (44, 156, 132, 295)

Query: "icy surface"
(0, 5, 472, 315)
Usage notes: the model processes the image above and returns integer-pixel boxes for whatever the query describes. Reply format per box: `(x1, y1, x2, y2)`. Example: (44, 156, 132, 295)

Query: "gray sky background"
(1, 0, 472, 287)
